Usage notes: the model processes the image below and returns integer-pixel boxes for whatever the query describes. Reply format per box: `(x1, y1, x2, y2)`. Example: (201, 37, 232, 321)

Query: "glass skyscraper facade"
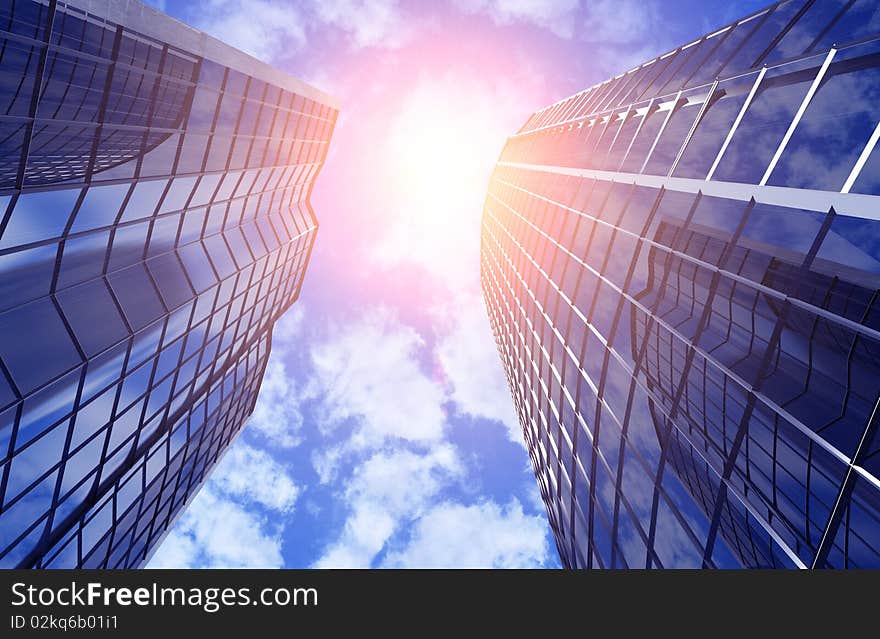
(482, 0, 880, 568)
(0, 0, 336, 568)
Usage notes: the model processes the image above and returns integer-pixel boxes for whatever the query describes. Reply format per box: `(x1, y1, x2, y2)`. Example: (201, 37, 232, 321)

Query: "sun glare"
(389, 109, 483, 211)
(378, 76, 513, 285)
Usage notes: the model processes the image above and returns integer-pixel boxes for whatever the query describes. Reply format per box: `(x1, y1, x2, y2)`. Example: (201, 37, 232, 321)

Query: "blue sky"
(143, 0, 766, 568)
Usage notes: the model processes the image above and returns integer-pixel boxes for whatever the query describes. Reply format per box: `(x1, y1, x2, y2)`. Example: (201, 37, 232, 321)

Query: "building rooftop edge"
(60, 0, 339, 110)
(518, 1, 778, 130)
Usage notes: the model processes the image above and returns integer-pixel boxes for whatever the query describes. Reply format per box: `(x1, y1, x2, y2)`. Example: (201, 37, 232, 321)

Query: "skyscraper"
(0, 0, 336, 568)
(482, 0, 880, 568)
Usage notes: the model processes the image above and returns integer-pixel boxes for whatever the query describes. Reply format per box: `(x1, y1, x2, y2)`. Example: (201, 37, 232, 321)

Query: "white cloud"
(195, 0, 307, 62)
(311, 446, 344, 484)
(187, 0, 408, 63)
(147, 441, 300, 568)
(348, 444, 462, 517)
(435, 294, 522, 445)
(210, 443, 301, 512)
(453, 0, 581, 38)
(147, 488, 285, 568)
(524, 478, 547, 514)
(315, 504, 397, 568)
(272, 305, 306, 344)
(248, 358, 305, 448)
(310, 0, 411, 49)
(245, 305, 309, 448)
(582, 0, 658, 44)
(309, 309, 447, 449)
(382, 499, 551, 567)
(373, 70, 535, 291)
(307, 305, 548, 567)
(313, 444, 463, 567)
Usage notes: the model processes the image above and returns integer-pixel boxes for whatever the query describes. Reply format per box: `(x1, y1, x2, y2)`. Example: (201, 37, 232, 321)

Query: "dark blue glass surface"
(486, 3, 880, 569)
(0, 0, 336, 568)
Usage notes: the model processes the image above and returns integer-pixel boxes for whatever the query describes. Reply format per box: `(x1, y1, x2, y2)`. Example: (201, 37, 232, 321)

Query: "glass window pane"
(186, 85, 219, 131)
(815, 215, 880, 276)
(591, 116, 624, 169)
(604, 110, 644, 171)
(734, 202, 828, 267)
(767, 1, 849, 63)
(643, 92, 705, 176)
(139, 134, 180, 178)
(662, 31, 726, 93)
(147, 213, 181, 257)
(107, 263, 165, 330)
(686, 14, 767, 88)
(57, 279, 129, 356)
(70, 183, 130, 233)
(36, 52, 108, 122)
(673, 73, 757, 179)
(719, 0, 808, 75)
(712, 57, 821, 184)
(0, 190, 79, 249)
(121, 179, 167, 222)
(108, 221, 148, 271)
(189, 173, 223, 207)
(769, 46, 880, 191)
(177, 242, 217, 292)
(17, 370, 78, 450)
(176, 133, 209, 173)
(810, 0, 880, 53)
(158, 176, 197, 214)
(0, 243, 55, 313)
(0, 298, 81, 393)
(146, 253, 193, 309)
(58, 230, 110, 289)
(0, 38, 41, 117)
(620, 107, 664, 173)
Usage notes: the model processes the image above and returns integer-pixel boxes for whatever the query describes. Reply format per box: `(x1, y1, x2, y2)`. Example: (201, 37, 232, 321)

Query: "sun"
(388, 107, 481, 210)
(377, 74, 514, 285)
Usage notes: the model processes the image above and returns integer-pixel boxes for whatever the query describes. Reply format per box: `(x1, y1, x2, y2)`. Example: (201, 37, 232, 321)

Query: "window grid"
(0, 0, 336, 568)
(483, 21, 880, 566)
